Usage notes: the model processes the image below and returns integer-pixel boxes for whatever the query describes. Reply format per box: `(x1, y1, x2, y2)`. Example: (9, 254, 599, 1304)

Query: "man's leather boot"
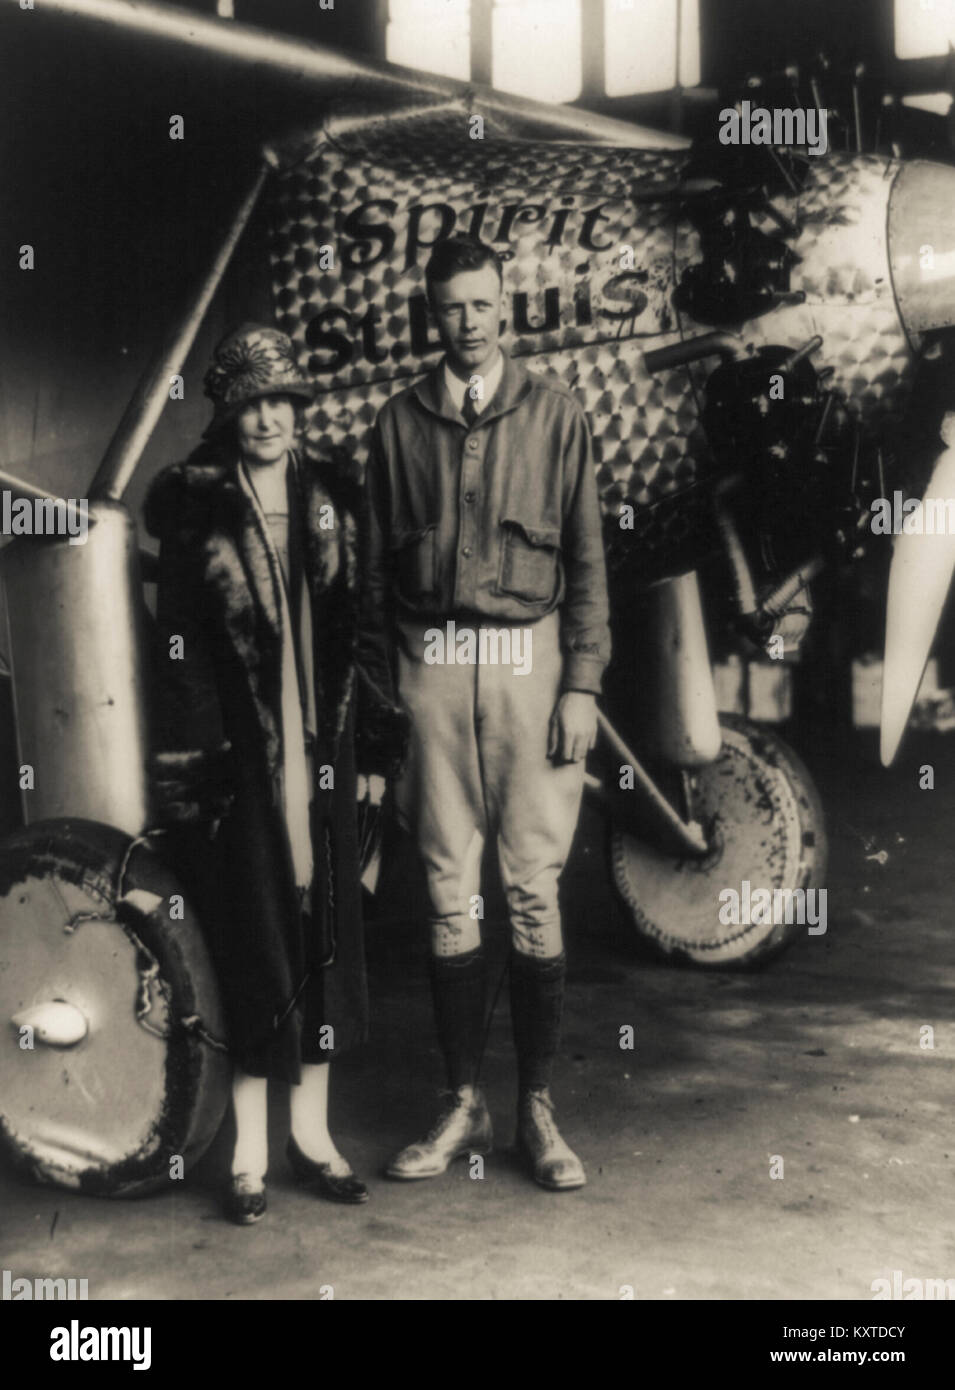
(385, 1085, 493, 1180)
(516, 1086, 586, 1191)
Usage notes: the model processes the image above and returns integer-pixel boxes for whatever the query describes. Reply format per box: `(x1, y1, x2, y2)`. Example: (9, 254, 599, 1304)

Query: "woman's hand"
(356, 773, 386, 806)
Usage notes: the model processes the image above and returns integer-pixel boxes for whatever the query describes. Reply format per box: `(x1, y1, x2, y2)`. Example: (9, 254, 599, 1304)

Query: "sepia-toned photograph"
(1, 0, 954, 1345)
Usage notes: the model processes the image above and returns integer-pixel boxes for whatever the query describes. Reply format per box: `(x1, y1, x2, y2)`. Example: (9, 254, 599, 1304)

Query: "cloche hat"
(202, 322, 314, 438)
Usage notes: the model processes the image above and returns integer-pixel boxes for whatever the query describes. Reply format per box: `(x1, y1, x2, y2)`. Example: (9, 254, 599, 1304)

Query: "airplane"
(2, 0, 954, 1192)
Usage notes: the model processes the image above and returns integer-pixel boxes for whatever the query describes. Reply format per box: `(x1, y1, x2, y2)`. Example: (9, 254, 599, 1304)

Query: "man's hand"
(547, 691, 597, 764)
(356, 773, 386, 806)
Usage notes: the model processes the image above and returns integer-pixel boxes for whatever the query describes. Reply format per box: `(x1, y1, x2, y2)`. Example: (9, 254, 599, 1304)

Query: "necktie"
(462, 392, 480, 427)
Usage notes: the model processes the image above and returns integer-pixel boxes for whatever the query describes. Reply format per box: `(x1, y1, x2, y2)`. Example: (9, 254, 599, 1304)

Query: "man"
(360, 236, 610, 1190)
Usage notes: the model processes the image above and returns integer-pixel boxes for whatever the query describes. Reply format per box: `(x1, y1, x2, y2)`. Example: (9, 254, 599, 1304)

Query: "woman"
(145, 322, 406, 1224)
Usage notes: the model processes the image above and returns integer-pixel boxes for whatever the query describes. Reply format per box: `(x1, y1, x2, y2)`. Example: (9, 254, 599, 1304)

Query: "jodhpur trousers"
(394, 611, 586, 958)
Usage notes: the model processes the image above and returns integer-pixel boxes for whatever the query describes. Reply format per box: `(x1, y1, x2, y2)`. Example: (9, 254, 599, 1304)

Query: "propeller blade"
(880, 447, 955, 765)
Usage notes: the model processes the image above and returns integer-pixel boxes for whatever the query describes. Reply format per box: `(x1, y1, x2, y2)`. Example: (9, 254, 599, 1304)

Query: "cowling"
(202, 322, 314, 438)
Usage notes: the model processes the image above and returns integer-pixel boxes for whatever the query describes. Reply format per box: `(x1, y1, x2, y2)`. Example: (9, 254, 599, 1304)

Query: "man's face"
(236, 394, 297, 466)
(430, 264, 503, 378)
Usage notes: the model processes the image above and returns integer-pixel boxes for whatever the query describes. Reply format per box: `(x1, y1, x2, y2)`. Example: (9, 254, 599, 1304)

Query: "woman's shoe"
(223, 1174, 267, 1225)
(287, 1136, 369, 1204)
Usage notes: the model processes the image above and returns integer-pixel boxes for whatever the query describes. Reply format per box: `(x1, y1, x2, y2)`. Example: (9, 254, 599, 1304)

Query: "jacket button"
(462, 546, 472, 558)
(467, 438, 479, 451)
(464, 491, 475, 504)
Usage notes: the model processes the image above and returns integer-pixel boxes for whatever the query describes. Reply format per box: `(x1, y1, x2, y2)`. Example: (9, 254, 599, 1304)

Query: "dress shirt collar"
(443, 350, 504, 415)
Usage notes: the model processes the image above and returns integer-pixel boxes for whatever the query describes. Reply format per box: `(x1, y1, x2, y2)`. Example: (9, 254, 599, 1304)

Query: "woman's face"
(236, 395, 297, 466)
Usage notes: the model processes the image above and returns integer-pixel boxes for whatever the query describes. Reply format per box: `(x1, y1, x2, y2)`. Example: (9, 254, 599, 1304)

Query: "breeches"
(395, 611, 585, 959)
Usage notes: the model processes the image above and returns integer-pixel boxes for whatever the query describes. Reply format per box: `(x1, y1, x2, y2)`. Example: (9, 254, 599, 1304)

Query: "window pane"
(386, 0, 470, 81)
(894, 0, 955, 59)
(605, 0, 699, 96)
(492, 0, 582, 104)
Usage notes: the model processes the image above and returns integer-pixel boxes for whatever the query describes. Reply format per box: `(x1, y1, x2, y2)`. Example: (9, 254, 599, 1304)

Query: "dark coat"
(144, 444, 407, 1083)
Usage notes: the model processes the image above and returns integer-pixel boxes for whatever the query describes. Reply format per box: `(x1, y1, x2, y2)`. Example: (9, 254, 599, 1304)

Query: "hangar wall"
(0, 0, 920, 530)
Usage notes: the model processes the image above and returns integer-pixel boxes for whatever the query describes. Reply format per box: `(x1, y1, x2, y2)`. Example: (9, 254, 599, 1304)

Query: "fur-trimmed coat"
(144, 445, 407, 1083)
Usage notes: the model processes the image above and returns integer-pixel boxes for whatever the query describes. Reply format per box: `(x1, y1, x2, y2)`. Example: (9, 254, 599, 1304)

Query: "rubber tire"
(0, 818, 231, 1196)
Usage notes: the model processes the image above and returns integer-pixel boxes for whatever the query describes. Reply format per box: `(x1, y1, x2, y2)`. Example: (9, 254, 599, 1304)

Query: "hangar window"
(895, 0, 955, 57)
(604, 0, 700, 95)
(386, 0, 472, 81)
(491, 0, 582, 103)
(387, 0, 581, 101)
(386, 0, 699, 101)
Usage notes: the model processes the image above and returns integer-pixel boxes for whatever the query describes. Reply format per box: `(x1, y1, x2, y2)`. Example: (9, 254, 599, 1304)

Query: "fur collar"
(145, 450, 360, 770)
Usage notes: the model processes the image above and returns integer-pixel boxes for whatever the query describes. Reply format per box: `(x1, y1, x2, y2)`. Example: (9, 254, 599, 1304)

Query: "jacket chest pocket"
(392, 524, 438, 602)
(497, 518, 561, 603)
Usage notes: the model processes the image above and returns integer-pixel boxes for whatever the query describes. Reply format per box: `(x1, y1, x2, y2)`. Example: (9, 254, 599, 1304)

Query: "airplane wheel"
(0, 819, 231, 1195)
(610, 715, 827, 968)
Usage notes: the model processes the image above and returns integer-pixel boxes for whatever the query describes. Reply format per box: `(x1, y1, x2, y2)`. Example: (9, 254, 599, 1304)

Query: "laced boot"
(516, 1086, 585, 1191)
(386, 1085, 492, 1180)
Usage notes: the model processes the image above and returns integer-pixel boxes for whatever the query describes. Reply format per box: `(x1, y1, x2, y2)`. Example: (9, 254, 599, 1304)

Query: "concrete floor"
(2, 727, 954, 1301)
